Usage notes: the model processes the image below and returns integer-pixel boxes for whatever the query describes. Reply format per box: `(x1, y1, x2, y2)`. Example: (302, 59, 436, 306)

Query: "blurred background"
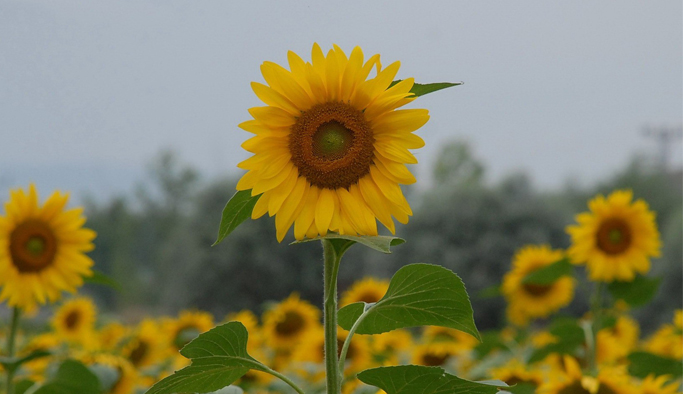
(1, 1, 681, 333)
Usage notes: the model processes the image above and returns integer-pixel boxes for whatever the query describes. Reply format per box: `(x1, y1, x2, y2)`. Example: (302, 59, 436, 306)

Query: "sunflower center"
(558, 381, 592, 394)
(596, 218, 632, 255)
(275, 311, 305, 337)
(129, 340, 149, 366)
(523, 283, 553, 297)
(289, 102, 375, 190)
(9, 220, 58, 273)
(356, 292, 382, 304)
(421, 353, 449, 367)
(65, 311, 81, 330)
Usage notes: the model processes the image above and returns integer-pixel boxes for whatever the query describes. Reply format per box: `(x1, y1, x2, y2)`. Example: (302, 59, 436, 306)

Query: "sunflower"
(98, 322, 128, 352)
(165, 310, 214, 351)
(0, 184, 96, 312)
(20, 333, 60, 382)
(340, 277, 389, 307)
(237, 43, 429, 242)
(502, 245, 575, 326)
(52, 297, 97, 343)
(411, 343, 456, 368)
(540, 356, 637, 394)
(87, 354, 138, 394)
(291, 327, 371, 377)
(639, 375, 681, 394)
(263, 293, 321, 349)
(371, 329, 413, 365)
(596, 315, 639, 364)
(644, 311, 683, 360)
(566, 190, 661, 282)
(122, 318, 164, 369)
(490, 359, 544, 388)
(421, 326, 479, 354)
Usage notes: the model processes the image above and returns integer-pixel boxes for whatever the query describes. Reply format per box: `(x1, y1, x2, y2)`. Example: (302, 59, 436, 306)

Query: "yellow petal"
(372, 109, 430, 135)
(358, 177, 395, 234)
(294, 186, 319, 240)
(373, 155, 416, 184)
(325, 49, 340, 101)
(375, 143, 418, 164)
(315, 188, 336, 235)
(252, 163, 295, 195)
(248, 106, 295, 127)
(268, 169, 299, 215)
(251, 82, 300, 115)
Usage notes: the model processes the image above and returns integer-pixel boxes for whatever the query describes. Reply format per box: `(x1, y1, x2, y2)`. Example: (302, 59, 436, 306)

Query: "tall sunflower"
(566, 190, 661, 282)
(263, 293, 321, 349)
(0, 184, 96, 311)
(237, 44, 429, 241)
(502, 245, 575, 326)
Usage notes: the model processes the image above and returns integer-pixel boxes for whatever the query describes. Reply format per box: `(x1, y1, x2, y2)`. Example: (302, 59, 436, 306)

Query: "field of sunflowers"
(1, 43, 681, 394)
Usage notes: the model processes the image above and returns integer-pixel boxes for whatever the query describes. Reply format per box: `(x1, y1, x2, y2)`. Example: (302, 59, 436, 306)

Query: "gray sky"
(1, 1, 681, 201)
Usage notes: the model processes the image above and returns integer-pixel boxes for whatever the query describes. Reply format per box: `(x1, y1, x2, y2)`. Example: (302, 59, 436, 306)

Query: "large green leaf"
(528, 318, 584, 363)
(338, 263, 480, 340)
(0, 350, 51, 373)
(292, 233, 404, 254)
(33, 360, 102, 394)
(358, 365, 505, 394)
(146, 322, 269, 394)
(15, 380, 36, 394)
(214, 190, 261, 245)
(608, 275, 661, 307)
(390, 81, 463, 97)
(522, 258, 573, 285)
(627, 352, 683, 378)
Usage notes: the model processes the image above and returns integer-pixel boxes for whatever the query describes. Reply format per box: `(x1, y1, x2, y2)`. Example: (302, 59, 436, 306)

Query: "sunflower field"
(1, 44, 682, 394)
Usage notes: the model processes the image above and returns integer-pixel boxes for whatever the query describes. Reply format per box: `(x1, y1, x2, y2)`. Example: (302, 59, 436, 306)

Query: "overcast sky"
(1, 1, 681, 201)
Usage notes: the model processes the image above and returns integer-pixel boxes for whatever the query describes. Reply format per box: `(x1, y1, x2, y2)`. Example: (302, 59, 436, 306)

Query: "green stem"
(338, 306, 370, 375)
(323, 239, 343, 394)
(261, 365, 305, 394)
(6, 307, 20, 394)
(587, 282, 605, 373)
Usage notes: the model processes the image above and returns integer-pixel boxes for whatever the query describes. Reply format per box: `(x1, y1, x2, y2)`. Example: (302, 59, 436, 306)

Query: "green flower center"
(312, 121, 354, 160)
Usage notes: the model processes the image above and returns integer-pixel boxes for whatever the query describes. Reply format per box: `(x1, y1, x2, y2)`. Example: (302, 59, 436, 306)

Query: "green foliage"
(214, 190, 261, 246)
(15, 380, 36, 394)
(83, 270, 122, 291)
(293, 234, 405, 254)
(389, 80, 463, 97)
(33, 360, 102, 394)
(474, 331, 508, 358)
(146, 322, 292, 394)
(522, 257, 573, 285)
(0, 350, 51, 374)
(357, 365, 505, 394)
(338, 263, 480, 340)
(528, 318, 585, 363)
(607, 275, 661, 307)
(627, 352, 683, 379)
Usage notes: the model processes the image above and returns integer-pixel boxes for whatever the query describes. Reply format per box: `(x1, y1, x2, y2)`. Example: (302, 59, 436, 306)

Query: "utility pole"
(642, 125, 682, 170)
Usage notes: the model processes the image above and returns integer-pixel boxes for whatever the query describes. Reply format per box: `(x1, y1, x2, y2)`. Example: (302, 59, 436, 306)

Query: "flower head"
(0, 184, 96, 311)
(566, 190, 661, 282)
(237, 44, 428, 241)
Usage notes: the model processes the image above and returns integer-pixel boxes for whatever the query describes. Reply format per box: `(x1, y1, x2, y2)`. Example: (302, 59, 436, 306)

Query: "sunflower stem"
(587, 282, 605, 373)
(6, 307, 21, 394)
(322, 239, 343, 394)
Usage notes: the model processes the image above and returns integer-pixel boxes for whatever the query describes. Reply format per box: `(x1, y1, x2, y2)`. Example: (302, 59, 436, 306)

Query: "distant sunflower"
(340, 277, 389, 307)
(123, 319, 164, 368)
(263, 293, 320, 349)
(165, 310, 214, 351)
(645, 311, 683, 360)
(639, 375, 680, 394)
(567, 190, 661, 282)
(291, 328, 371, 376)
(87, 354, 138, 394)
(237, 43, 429, 241)
(502, 245, 575, 326)
(0, 184, 96, 312)
(596, 315, 639, 364)
(421, 326, 479, 353)
(411, 343, 455, 367)
(540, 356, 636, 394)
(371, 329, 413, 365)
(490, 359, 544, 388)
(98, 322, 128, 352)
(52, 297, 97, 342)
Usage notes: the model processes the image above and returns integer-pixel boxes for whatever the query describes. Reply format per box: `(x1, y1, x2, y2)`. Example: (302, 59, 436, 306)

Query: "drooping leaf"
(522, 258, 573, 285)
(358, 365, 506, 394)
(608, 275, 661, 307)
(214, 190, 261, 245)
(338, 263, 480, 340)
(33, 360, 102, 394)
(83, 270, 122, 291)
(389, 81, 463, 97)
(146, 322, 270, 394)
(528, 318, 584, 363)
(292, 234, 405, 254)
(627, 352, 683, 378)
(0, 350, 51, 373)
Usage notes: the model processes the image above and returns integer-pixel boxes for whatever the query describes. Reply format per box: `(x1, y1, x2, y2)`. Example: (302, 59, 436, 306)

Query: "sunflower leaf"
(357, 365, 506, 394)
(338, 263, 480, 340)
(15, 380, 36, 394)
(292, 234, 405, 254)
(83, 270, 122, 291)
(214, 190, 261, 246)
(627, 351, 683, 378)
(33, 360, 102, 394)
(390, 80, 463, 97)
(607, 275, 661, 307)
(146, 322, 278, 394)
(521, 257, 574, 285)
(528, 318, 584, 363)
(0, 350, 51, 373)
